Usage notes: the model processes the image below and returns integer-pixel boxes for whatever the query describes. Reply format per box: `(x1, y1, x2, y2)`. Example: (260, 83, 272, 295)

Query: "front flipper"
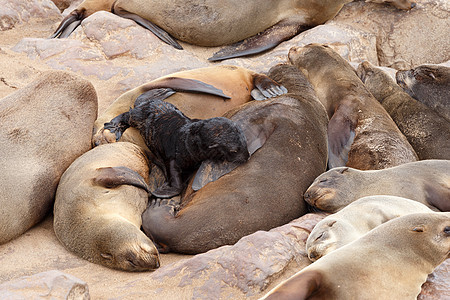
(192, 121, 275, 191)
(141, 77, 231, 100)
(151, 160, 183, 198)
(134, 88, 176, 107)
(50, 10, 83, 38)
(104, 112, 131, 141)
(112, 5, 183, 50)
(208, 19, 310, 61)
(250, 74, 288, 100)
(327, 100, 359, 169)
(263, 270, 322, 300)
(92, 166, 150, 192)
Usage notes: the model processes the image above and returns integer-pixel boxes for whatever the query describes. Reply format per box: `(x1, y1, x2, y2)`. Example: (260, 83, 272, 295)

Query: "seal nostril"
(444, 226, 450, 235)
(309, 251, 317, 260)
(411, 2, 416, 8)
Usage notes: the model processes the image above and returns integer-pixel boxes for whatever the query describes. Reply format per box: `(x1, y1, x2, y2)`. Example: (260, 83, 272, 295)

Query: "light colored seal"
(261, 212, 450, 299)
(396, 64, 450, 121)
(140, 64, 329, 254)
(53, 142, 160, 271)
(51, 0, 416, 60)
(92, 65, 287, 148)
(304, 159, 450, 213)
(306, 195, 433, 261)
(357, 61, 450, 160)
(289, 43, 418, 170)
(0, 70, 97, 245)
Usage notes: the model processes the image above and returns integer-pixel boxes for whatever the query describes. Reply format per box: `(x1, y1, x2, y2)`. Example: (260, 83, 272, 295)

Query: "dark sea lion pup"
(104, 91, 249, 198)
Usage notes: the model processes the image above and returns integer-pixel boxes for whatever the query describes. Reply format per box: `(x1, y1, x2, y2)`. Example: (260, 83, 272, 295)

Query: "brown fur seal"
(396, 64, 450, 121)
(304, 160, 450, 213)
(262, 212, 450, 299)
(0, 70, 97, 245)
(54, 142, 160, 271)
(357, 61, 450, 160)
(289, 43, 418, 170)
(51, 0, 415, 61)
(92, 65, 287, 148)
(306, 195, 433, 261)
(104, 95, 249, 198)
(141, 64, 329, 254)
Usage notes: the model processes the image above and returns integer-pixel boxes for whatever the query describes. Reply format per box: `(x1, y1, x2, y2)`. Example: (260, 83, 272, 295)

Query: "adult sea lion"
(92, 65, 287, 148)
(261, 212, 450, 299)
(357, 61, 450, 160)
(54, 142, 160, 271)
(51, 0, 415, 61)
(396, 64, 450, 121)
(289, 43, 418, 169)
(0, 70, 97, 245)
(104, 96, 249, 198)
(303, 159, 450, 213)
(141, 64, 329, 254)
(306, 195, 433, 261)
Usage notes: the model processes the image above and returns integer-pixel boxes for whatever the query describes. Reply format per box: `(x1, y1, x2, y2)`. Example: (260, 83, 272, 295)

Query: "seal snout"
(444, 226, 450, 236)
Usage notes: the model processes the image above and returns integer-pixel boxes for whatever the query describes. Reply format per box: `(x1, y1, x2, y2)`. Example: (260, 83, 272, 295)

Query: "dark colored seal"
(396, 64, 450, 121)
(358, 61, 450, 160)
(104, 91, 249, 198)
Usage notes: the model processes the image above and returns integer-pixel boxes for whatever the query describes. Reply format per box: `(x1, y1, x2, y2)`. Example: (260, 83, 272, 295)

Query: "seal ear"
(92, 167, 150, 193)
(338, 167, 349, 174)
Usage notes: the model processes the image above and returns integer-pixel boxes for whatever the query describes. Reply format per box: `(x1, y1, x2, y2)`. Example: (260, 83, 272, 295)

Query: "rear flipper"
(251, 74, 288, 100)
(151, 160, 183, 198)
(208, 19, 310, 61)
(112, 5, 183, 50)
(104, 112, 131, 141)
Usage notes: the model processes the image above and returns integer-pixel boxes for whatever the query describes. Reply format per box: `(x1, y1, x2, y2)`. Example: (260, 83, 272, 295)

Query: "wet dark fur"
(105, 98, 249, 197)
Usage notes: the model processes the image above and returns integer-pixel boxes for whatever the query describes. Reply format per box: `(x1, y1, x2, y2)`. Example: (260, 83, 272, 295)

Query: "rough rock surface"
(0, 0, 60, 31)
(0, 270, 89, 300)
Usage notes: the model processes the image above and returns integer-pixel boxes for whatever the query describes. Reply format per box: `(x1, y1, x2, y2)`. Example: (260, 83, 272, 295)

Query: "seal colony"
(141, 64, 329, 254)
(289, 43, 418, 169)
(104, 95, 249, 199)
(54, 142, 160, 271)
(50, 0, 415, 61)
(92, 65, 287, 148)
(261, 212, 450, 299)
(357, 61, 450, 160)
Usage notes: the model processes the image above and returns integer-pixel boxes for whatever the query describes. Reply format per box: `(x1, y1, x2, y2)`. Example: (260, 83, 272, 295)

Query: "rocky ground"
(0, 0, 449, 299)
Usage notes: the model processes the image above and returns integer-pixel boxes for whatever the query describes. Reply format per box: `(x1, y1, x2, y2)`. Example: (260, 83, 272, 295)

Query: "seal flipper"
(50, 10, 83, 38)
(142, 77, 231, 100)
(104, 111, 131, 141)
(92, 166, 150, 192)
(327, 99, 359, 169)
(134, 88, 177, 107)
(192, 121, 275, 191)
(112, 5, 183, 50)
(251, 74, 288, 100)
(151, 160, 183, 198)
(208, 19, 310, 61)
(263, 270, 322, 300)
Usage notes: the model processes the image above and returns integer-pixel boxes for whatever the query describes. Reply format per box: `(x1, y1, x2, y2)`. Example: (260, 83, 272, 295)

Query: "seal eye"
(412, 226, 424, 232)
(315, 232, 325, 241)
(319, 178, 327, 183)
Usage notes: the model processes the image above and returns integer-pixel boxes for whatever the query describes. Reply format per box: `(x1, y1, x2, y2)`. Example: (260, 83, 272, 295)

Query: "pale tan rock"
(0, 270, 89, 300)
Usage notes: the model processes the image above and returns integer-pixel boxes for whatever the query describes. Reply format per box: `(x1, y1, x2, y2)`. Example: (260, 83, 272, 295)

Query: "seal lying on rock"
(104, 94, 249, 199)
(0, 70, 97, 245)
(289, 43, 418, 169)
(396, 64, 450, 121)
(306, 195, 433, 261)
(51, 0, 415, 60)
(358, 61, 450, 160)
(304, 159, 450, 213)
(92, 65, 287, 148)
(54, 142, 160, 272)
(261, 212, 450, 299)
(141, 64, 329, 254)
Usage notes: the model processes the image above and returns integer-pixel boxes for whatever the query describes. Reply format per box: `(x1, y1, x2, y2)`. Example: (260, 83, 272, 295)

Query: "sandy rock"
(332, 0, 450, 69)
(0, 270, 89, 300)
(0, 0, 60, 31)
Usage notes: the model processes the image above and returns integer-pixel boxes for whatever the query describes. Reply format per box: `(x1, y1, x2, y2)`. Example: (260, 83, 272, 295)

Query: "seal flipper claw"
(208, 19, 309, 61)
(104, 112, 131, 141)
(251, 74, 288, 100)
(113, 6, 183, 50)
